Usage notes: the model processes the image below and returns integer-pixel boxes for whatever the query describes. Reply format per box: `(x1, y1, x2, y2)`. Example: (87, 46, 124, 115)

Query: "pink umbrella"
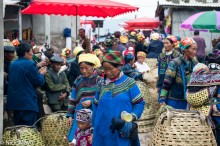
(180, 10, 220, 32)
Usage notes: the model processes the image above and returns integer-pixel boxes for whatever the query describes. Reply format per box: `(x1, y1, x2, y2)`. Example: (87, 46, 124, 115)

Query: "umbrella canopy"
(180, 11, 220, 31)
(124, 17, 160, 29)
(80, 19, 96, 28)
(21, 0, 138, 17)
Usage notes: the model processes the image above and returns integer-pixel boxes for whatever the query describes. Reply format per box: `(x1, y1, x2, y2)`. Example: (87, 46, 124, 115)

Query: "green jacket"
(45, 69, 71, 104)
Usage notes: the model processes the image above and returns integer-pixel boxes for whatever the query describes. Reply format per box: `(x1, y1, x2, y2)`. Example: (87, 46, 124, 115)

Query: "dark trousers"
(13, 110, 37, 126)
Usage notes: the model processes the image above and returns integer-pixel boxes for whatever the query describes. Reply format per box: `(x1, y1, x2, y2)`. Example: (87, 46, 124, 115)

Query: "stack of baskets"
(150, 109, 217, 146)
(136, 81, 157, 133)
(2, 125, 45, 146)
(41, 112, 69, 146)
(136, 58, 160, 133)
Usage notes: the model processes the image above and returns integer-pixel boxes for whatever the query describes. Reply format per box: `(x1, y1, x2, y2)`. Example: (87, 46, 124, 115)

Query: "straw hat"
(73, 47, 84, 57)
(120, 36, 128, 44)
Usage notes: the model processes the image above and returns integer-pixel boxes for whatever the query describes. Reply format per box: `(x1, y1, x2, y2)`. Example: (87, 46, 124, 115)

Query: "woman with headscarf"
(147, 32, 164, 58)
(159, 37, 198, 109)
(92, 51, 145, 146)
(157, 36, 181, 98)
(66, 53, 102, 142)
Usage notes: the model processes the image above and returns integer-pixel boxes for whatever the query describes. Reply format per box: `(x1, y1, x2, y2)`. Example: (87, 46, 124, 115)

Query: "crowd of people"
(3, 27, 220, 145)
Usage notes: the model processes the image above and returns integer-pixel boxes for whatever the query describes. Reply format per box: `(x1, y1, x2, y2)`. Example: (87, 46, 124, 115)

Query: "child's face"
(137, 56, 145, 64)
(77, 121, 91, 131)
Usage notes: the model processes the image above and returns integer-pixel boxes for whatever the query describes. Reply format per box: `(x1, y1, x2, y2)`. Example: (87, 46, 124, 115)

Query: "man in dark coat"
(4, 46, 15, 95)
(7, 41, 46, 126)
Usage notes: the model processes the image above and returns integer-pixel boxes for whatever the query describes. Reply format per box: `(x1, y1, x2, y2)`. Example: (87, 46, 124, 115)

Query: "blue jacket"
(7, 57, 45, 112)
(147, 40, 164, 58)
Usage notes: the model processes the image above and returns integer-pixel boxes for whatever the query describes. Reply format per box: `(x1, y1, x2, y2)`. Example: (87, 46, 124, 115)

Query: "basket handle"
(165, 108, 206, 126)
(4, 125, 35, 139)
(32, 117, 45, 127)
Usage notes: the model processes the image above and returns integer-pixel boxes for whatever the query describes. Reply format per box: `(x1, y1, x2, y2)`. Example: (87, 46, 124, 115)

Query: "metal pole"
(76, 6, 78, 39)
(45, 15, 50, 45)
(18, 7, 22, 40)
(98, 23, 100, 42)
(0, 0, 4, 144)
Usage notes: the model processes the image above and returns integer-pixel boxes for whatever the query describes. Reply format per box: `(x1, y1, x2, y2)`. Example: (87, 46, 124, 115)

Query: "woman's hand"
(67, 117, 73, 128)
(88, 135, 93, 144)
(82, 100, 92, 108)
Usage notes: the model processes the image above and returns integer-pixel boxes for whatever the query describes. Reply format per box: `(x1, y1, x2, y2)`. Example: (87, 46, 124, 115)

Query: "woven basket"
(136, 81, 159, 133)
(41, 112, 69, 146)
(2, 125, 45, 146)
(186, 88, 209, 107)
(150, 109, 217, 146)
(145, 58, 158, 70)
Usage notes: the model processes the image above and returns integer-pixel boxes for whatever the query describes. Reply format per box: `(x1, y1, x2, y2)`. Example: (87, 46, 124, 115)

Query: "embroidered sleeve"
(159, 61, 177, 103)
(66, 78, 79, 118)
(94, 79, 102, 105)
(129, 79, 145, 119)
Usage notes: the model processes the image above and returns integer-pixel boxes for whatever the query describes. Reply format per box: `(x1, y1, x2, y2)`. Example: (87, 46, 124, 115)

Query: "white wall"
(32, 15, 80, 48)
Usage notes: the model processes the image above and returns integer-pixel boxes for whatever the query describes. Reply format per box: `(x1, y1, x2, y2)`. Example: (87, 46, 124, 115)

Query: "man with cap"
(4, 46, 15, 95)
(45, 55, 71, 112)
(67, 47, 85, 87)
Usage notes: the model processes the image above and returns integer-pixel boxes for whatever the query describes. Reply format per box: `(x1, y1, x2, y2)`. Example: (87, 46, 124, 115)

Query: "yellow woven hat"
(137, 51, 146, 58)
(120, 36, 128, 44)
(130, 31, 136, 36)
(73, 47, 84, 57)
(151, 33, 159, 40)
(78, 53, 101, 68)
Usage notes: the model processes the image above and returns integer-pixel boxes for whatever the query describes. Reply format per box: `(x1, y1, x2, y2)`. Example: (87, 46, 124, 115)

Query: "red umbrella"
(124, 17, 160, 29)
(80, 19, 96, 28)
(21, 0, 138, 18)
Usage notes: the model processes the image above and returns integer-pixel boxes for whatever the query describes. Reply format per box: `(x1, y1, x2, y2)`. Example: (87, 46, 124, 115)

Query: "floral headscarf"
(179, 37, 196, 50)
(166, 35, 178, 44)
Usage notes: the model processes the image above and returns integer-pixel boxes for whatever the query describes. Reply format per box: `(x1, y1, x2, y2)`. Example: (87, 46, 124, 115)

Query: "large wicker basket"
(41, 112, 69, 146)
(145, 58, 158, 70)
(150, 109, 217, 146)
(2, 125, 45, 146)
(136, 81, 158, 133)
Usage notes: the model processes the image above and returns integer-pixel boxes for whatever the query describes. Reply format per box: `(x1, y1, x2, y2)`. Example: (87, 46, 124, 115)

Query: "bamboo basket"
(2, 125, 45, 146)
(41, 112, 69, 146)
(136, 81, 158, 133)
(150, 109, 217, 146)
(145, 58, 158, 70)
